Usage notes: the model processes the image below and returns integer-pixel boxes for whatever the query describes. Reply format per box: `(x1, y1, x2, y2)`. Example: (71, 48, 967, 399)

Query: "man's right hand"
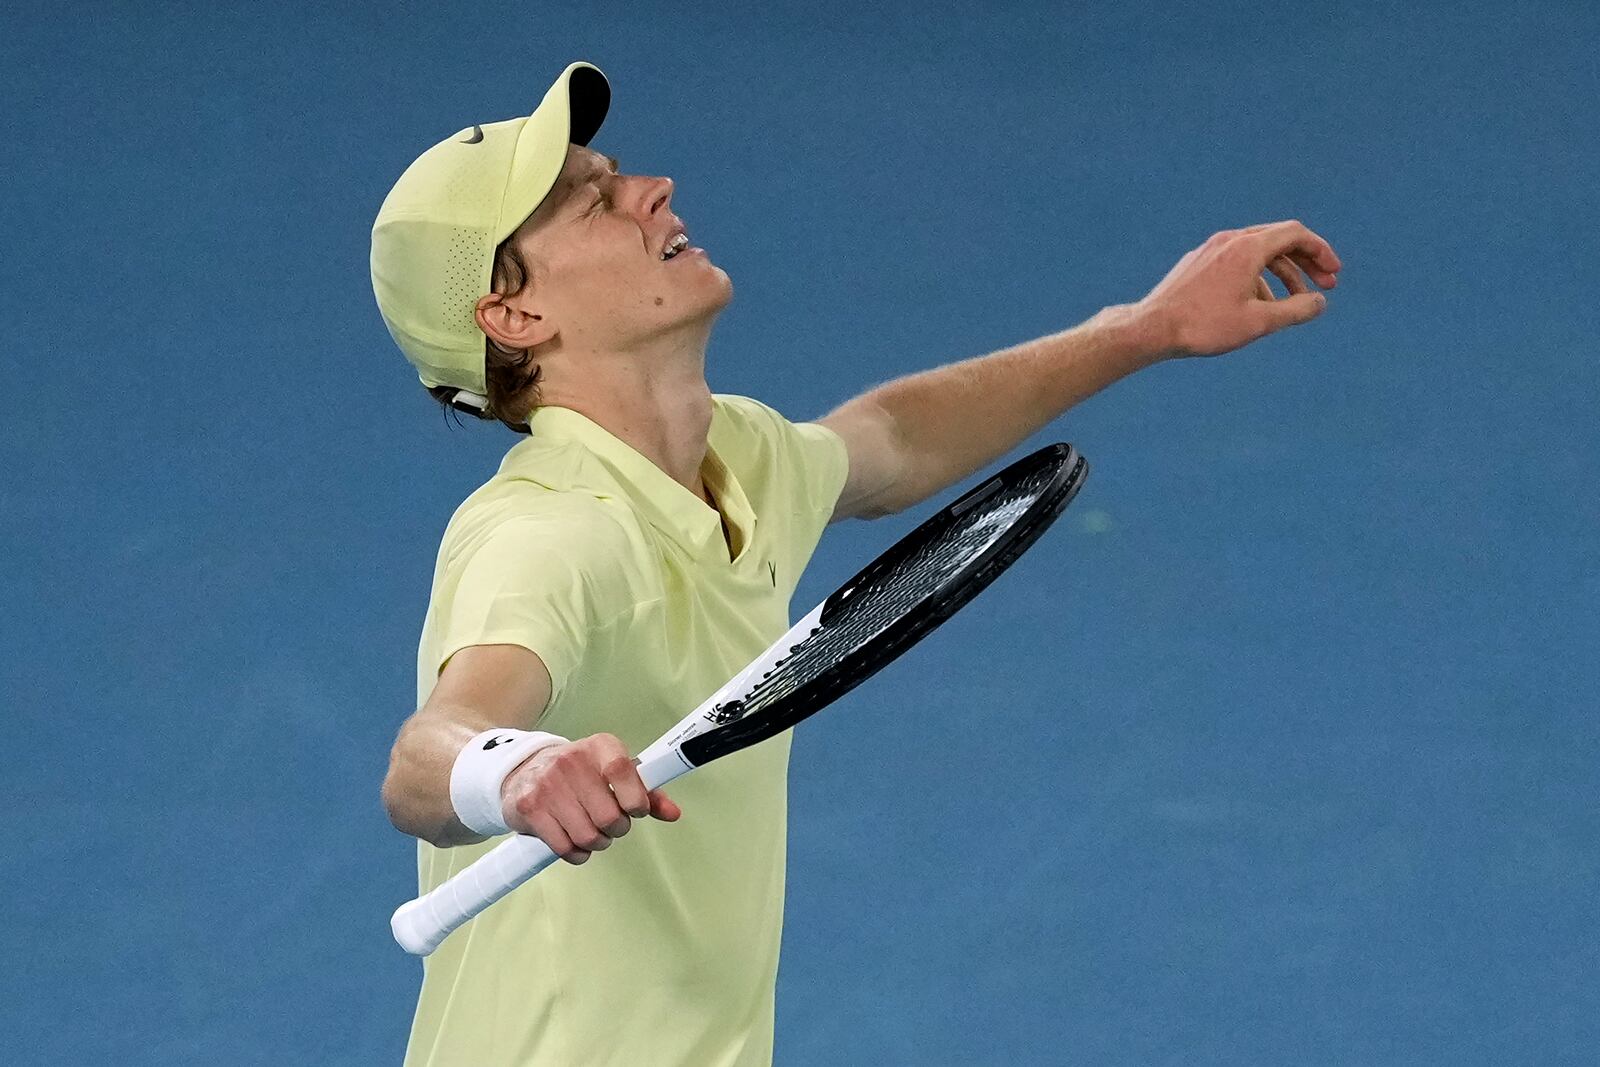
(500, 732, 683, 864)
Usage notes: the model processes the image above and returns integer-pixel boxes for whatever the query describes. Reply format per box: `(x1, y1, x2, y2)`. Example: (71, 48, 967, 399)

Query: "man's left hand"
(1132, 220, 1343, 360)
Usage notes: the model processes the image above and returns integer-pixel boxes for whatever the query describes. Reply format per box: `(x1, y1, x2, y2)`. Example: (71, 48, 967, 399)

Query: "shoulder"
(709, 392, 784, 446)
(441, 477, 638, 574)
(711, 392, 843, 462)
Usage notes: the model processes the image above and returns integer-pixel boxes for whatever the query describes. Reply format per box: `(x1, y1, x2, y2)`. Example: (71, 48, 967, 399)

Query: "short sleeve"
(785, 418, 851, 520)
(435, 509, 639, 708)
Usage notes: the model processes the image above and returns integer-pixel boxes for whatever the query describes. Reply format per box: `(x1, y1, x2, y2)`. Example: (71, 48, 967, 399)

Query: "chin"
(708, 267, 733, 307)
(686, 267, 733, 318)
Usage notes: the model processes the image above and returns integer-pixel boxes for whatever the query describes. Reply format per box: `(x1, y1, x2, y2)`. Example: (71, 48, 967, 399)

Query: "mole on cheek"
(654, 296, 664, 306)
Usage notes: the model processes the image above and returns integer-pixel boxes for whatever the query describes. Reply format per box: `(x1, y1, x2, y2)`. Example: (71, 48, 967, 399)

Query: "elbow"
(382, 779, 455, 849)
(381, 755, 479, 850)
(381, 710, 495, 849)
(856, 495, 904, 521)
(380, 737, 438, 845)
(853, 471, 916, 519)
(379, 773, 404, 832)
(380, 762, 421, 839)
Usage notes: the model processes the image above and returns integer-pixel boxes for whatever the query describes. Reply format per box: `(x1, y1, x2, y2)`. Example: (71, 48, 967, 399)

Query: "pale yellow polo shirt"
(403, 393, 849, 1067)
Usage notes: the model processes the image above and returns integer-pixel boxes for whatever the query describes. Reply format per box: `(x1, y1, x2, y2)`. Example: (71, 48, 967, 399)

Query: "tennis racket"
(392, 441, 1088, 956)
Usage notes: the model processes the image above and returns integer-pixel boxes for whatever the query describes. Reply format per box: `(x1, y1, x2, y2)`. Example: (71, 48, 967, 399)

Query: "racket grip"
(390, 746, 691, 956)
(391, 833, 559, 955)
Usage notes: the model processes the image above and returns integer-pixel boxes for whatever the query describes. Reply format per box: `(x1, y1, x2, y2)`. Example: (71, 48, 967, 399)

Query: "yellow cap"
(370, 61, 610, 405)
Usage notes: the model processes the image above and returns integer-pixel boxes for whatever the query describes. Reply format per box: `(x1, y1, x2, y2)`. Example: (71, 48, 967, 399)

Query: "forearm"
(382, 708, 491, 849)
(862, 303, 1173, 513)
(383, 643, 557, 848)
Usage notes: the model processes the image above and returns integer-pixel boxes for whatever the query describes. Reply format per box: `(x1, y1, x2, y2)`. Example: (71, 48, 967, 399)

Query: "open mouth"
(661, 231, 691, 260)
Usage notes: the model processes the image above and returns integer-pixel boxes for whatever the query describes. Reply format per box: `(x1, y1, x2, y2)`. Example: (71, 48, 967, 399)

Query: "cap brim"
(497, 61, 611, 243)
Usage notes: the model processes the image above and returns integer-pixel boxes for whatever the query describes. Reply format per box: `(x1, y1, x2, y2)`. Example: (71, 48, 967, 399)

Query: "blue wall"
(3, 2, 1595, 1063)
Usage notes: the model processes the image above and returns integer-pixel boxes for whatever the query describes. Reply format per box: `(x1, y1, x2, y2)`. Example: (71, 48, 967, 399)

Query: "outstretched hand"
(1134, 220, 1343, 359)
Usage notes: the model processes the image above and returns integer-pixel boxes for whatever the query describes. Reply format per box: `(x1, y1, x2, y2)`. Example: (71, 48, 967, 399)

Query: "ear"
(476, 292, 559, 352)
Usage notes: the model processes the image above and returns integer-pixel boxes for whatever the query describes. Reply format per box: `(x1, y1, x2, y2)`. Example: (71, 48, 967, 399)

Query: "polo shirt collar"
(503, 404, 756, 562)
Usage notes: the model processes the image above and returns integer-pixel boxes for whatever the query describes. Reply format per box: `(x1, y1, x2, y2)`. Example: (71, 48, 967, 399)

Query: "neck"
(533, 330, 716, 497)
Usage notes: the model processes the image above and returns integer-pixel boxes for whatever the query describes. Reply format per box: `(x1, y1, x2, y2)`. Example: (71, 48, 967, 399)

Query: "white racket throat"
(647, 601, 826, 770)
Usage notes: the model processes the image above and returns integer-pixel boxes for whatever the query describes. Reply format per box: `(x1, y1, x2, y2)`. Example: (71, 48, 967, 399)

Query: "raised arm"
(819, 220, 1342, 520)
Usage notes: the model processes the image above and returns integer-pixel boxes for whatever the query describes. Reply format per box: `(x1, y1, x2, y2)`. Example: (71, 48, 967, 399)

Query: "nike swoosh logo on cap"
(460, 125, 484, 144)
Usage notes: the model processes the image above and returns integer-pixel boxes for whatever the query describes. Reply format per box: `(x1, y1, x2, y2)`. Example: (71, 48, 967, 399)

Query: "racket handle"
(391, 833, 558, 955)
(391, 746, 691, 956)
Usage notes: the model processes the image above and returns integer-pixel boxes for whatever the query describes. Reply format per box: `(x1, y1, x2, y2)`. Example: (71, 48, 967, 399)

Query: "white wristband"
(449, 728, 568, 837)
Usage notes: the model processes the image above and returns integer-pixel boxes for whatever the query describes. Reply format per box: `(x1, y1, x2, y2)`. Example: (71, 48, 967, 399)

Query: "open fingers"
(1241, 220, 1341, 287)
(1265, 255, 1308, 296)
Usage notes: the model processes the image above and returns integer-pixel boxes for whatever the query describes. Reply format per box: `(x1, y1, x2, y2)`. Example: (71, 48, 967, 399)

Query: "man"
(370, 60, 1341, 1066)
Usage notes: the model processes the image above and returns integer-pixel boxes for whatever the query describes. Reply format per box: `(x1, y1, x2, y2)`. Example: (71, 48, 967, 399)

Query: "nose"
(645, 176, 673, 218)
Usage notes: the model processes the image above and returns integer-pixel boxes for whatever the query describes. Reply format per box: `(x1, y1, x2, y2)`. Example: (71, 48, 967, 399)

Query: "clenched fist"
(1135, 220, 1343, 359)
(500, 732, 682, 864)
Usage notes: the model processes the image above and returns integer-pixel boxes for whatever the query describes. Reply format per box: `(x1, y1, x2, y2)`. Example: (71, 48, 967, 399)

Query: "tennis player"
(371, 60, 1341, 1067)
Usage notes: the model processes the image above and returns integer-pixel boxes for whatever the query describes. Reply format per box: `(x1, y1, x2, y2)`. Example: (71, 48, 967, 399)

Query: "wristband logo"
(460, 125, 484, 144)
(482, 736, 513, 750)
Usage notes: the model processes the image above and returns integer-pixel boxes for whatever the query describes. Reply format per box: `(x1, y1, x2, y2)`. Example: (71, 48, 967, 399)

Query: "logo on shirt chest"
(767, 560, 776, 587)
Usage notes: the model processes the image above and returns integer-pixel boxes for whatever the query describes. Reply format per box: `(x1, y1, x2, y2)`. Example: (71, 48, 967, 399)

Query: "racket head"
(679, 442, 1087, 766)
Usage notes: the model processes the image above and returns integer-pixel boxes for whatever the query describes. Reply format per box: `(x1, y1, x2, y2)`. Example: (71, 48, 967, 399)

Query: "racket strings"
(733, 469, 1056, 717)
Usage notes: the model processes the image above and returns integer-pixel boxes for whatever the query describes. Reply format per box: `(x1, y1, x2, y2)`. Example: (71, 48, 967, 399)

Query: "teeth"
(661, 231, 690, 260)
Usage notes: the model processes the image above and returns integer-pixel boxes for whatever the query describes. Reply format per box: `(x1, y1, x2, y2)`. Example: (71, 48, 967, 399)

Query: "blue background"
(3, 2, 1595, 1063)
